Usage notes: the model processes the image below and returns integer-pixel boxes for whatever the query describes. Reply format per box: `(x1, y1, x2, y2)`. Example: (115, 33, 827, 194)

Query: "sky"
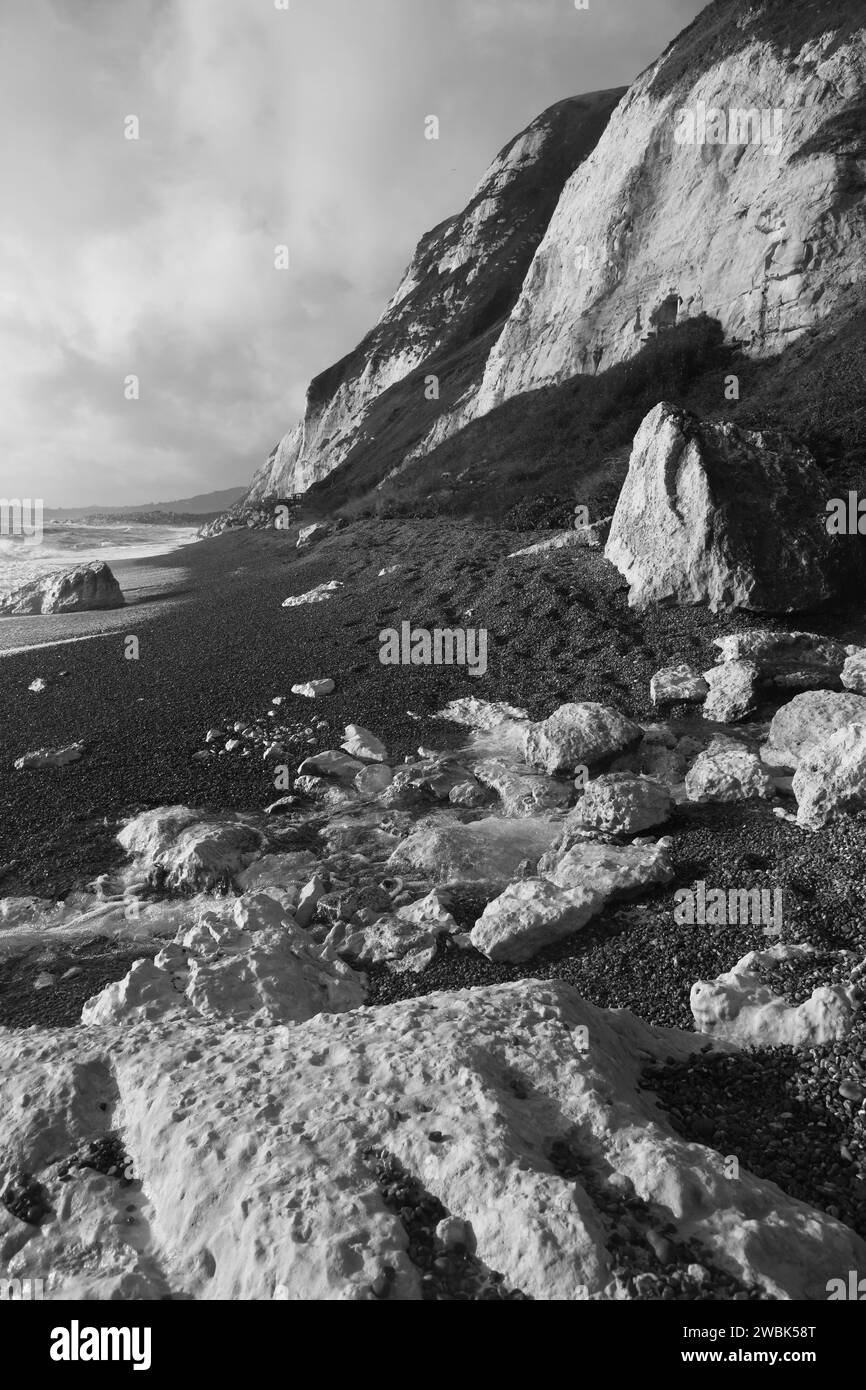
(0, 0, 706, 507)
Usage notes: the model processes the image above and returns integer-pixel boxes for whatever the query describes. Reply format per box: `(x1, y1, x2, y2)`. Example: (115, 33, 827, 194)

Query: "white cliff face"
(242, 92, 624, 502)
(409, 5, 866, 454)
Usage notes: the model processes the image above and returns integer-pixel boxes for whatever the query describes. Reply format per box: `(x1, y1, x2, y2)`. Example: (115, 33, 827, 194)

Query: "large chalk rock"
(3, 980, 864, 1301)
(82, 894, 365, 1027)
(569, 773, 672, 835)
(471, 879, 603, 963)
(841, 649, 866, 695)
(523, 702, 641, 775)
(685, 743, 775, 804)
(702, 660, 760, 723)
(117, 807, 267, 892)
(793, 722, 866, 830)
(545, 837, 674, 900)
(691, 947, 860, 1049)
(604, 404, 836, 612)
(0, 561, 124, 616)
(762, 691, 866, 770)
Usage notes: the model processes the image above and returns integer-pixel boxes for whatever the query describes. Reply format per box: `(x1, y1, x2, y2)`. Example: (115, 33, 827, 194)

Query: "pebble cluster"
(57, 1133, 136, 1188)
(365, 1148, 529, 1301)
(191, 700, 331, 768)
(2, 1171, 50, 1225)
(751, 949, 859, 1007)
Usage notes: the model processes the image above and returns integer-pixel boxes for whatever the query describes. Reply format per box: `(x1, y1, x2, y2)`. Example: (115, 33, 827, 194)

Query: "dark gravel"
(0, 937, 158, 1029)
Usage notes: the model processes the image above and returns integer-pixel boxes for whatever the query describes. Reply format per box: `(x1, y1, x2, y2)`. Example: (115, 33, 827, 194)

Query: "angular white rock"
(292, 679, 335, 699)
(793, 721, 866, 830)
(570, 773, 672, 835)
(14, 742, 85, 770)
(702, 660, 760, 723)
(841, 649, 866, 695)
(471, 878, 604, 963)
(341, 725, 388, 762)
(339, 891, 459, 973)
(295, 874, 327, 928)
(296, 523, 330, 548)
(82, 903, 365, 1029)
(545, 838, 674, 901)
(685, 744, 775, 803)
(604, 404, 834, 612)
(0, 560, 124, 615)
(762, 691, 866, 769)
(714, 631, 848, 682)
(523, 702, 641, 775)
(649, 665, 708, 706)
(283, 581, 343, 607)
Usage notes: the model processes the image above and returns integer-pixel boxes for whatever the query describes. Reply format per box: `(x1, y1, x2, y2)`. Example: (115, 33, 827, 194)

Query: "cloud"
(0, 0, 706, 505)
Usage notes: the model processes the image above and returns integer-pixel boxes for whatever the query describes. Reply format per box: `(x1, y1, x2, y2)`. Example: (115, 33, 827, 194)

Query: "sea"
(0, 522, 201, 595)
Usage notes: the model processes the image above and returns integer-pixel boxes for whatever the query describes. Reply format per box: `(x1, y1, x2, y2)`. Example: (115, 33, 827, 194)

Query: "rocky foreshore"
(2, 499, 866, 1300)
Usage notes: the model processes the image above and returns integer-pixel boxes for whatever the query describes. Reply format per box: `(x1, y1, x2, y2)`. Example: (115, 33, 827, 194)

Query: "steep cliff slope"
(241, 90, 624, 502)
(403, 0, 865, 460)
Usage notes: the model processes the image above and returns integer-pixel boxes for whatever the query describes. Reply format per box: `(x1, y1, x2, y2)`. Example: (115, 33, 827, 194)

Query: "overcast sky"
(0, 0, 705, 507)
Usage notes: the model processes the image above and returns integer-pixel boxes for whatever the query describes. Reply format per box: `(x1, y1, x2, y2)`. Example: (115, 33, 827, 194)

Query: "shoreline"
(0, 546, 200, 654)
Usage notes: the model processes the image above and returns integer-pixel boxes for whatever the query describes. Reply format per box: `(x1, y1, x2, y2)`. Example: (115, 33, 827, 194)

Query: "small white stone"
(292, 680, 335, 699)
(342, 725, 388, 762)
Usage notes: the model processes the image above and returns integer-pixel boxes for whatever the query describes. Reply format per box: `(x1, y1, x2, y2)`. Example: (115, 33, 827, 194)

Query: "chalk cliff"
(239, 0, 865, 505)
(411, 0, 866, 458)
(241, 91, 624, 501)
